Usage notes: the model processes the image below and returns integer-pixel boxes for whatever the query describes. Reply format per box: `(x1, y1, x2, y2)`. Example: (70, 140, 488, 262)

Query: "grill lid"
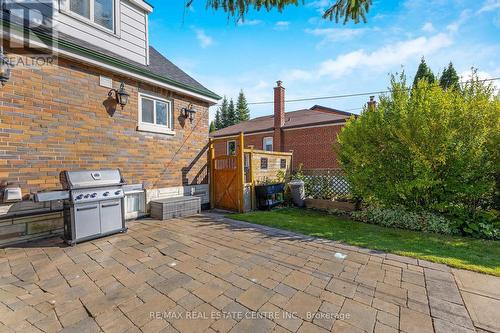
(62, 169, 124, 189)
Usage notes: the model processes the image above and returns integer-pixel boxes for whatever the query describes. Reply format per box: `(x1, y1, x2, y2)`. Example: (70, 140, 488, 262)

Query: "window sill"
(137, 124, 175, 136)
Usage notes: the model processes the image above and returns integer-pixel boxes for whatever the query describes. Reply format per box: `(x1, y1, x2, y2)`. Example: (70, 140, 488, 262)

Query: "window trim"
(137, 92, 175, 135)
(227, 140, 236, 156)
(280, 159, 287, 169)
(260, 157, 268, 170)
(263, 136, 273, 151)
(61, 0, 118, 35)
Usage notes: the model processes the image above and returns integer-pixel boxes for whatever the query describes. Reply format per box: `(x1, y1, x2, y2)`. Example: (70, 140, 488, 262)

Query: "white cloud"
(306, 0, 334, 15)
(422, 22, 435, 33)
(193, 28, 213, 48)
(274, 21, 290, 30)
(238, 19, 263, 26)
(288, 33, 453, 81)
(446, 9, 471, 32)
(459, 69, 500, 90)
(478, 0, 500, 13)
(306, 28, 367, 44)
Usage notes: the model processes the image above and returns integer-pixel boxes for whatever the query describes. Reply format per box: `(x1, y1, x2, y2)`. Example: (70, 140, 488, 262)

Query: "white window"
(227, 140, 236, 156)
(137, 93, 174, 135)
(263, 137, 273, 151)
(65, 0, 115, 31)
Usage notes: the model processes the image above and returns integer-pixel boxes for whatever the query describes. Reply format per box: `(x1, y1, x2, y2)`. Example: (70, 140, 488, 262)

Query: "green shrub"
(351, 207, 460, 235)
(337, 71, 500, 237)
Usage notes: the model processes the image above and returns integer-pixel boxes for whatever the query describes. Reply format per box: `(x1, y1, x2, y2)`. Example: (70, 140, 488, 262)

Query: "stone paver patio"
(1, 212, 499, 333)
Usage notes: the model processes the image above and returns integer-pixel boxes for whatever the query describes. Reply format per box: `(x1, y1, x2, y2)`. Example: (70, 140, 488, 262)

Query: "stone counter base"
(0, 212, 63, 247)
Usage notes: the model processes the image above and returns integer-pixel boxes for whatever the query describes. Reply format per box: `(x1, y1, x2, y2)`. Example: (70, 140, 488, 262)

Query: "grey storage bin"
(289, 180, 305, 207)
(150, 196, 201, 220)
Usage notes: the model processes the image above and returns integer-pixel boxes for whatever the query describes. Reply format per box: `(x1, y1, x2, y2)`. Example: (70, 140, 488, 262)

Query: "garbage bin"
(289, 180, 305, 207)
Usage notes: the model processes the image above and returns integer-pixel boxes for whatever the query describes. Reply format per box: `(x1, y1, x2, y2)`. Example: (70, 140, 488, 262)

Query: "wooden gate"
(209, 134, 244, 212)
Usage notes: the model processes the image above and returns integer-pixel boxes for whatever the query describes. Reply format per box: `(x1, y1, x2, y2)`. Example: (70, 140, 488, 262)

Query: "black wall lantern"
(0, 47, 13, 87)
(182, 104, 196, 122)
(108, 82, 130, 109)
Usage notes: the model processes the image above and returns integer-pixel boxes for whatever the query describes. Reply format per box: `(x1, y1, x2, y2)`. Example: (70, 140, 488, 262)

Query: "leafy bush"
(351, 207, 460, 235)
(337, 71, 500, 238)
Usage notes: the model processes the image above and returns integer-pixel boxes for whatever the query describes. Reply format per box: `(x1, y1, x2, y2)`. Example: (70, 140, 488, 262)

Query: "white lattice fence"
(302, 169, 350, 199)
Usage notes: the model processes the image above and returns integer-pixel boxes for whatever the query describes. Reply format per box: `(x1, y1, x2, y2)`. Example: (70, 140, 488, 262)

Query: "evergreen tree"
(236, 90, 250, 122)
(413, 57, 435, 87)
(189, 0, 373, 25)
(439, 62, 460, 91)
(209, 121, 216, 133)
(219, 96, 229, 128)
(227, 99, 237, 126)
(214, 108, 222, 130)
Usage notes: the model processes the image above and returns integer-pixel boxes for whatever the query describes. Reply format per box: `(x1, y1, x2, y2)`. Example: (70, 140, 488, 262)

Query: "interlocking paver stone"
(282, 271, 313, 291)
(236, 285, 274, 311)
(0, 213, 486, 333)
(400, 307, 434, 333)
(340, 298, 377, 332)
(284, 292, 321, 321)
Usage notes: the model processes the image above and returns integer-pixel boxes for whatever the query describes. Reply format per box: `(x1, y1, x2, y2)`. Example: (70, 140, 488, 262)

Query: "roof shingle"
(211, 106, 355, 137)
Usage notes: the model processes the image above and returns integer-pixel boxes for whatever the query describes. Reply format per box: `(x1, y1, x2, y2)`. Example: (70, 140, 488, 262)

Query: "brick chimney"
(273, 80, 285, 151)
(367, 96, 377, 111)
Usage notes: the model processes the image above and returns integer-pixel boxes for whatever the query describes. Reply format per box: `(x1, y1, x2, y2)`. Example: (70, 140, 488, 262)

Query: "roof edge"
(1, 19, 221, 101)
(211, 118, 349, 138)
(310, 105, 355, 117)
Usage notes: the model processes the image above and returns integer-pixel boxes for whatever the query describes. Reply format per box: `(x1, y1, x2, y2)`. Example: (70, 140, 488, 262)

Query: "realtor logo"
(0, 0, 57, 51)
(0, 0, 58, 69)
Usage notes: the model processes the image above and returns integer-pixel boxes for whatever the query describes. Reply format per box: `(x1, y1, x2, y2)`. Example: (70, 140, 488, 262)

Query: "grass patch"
(229, 208, 500, 276)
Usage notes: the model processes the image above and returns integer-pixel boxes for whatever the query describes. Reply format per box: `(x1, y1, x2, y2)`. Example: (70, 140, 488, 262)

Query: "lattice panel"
(302, 169, 350, 199)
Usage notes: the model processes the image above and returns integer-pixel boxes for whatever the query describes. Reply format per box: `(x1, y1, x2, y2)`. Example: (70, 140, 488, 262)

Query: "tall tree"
(188, 0, 373, 24)
(439, 62, 460, 91)
(236, 90, 250, 122)
(227, 99, 237, 126)
(413, 57, 435, 87)
(214, 108, 222, 130)
(209, 121, 216, 132)
(219, 96, 229, 128)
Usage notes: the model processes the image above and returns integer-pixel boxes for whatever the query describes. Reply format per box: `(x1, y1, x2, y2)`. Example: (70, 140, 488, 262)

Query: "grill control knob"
(103, 192, 110, 197)
(91, 193, 97, 198)
(76, 194, 84, 200)
(115, 190, 121, 195)
(84, 194, 90, 199)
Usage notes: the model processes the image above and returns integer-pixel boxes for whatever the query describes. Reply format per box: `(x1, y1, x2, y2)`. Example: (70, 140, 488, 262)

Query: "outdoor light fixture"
(0, 47, 13, 87)
(182, 104, 196, 122)
(108, 82, 130, 109)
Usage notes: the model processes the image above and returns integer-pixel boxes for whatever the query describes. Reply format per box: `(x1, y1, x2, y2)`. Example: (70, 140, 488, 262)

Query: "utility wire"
(243, 77, 500, 106)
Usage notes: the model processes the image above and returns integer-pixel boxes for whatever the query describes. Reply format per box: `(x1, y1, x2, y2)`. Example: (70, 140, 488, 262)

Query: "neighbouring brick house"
(211, 81, 355, 170)
(0, 0, 219, 245)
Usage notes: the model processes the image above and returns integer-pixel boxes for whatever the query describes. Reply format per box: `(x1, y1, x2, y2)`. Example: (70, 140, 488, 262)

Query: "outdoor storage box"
(150, 196, 201, 220)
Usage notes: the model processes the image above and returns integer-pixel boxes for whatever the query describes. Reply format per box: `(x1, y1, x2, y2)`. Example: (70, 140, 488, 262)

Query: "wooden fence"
(209, 133, 292, 212)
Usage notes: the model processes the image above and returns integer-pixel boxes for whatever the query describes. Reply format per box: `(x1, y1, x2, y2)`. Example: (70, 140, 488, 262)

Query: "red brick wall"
(213, 132, 273, 156)
(282, 125, 344, 170)
(212, 125, 344, 170)
(0, 51, 210, 199)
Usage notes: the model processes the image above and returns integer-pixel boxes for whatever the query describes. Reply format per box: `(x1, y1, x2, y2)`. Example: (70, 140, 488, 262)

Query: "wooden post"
(238, 132, 245, 213)
(209, 138, 215, 209)
(249, 145, 255, 211)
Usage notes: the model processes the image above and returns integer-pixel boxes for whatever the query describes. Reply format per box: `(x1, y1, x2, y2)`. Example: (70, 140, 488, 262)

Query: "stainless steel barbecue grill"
(35, 169, 127, 245)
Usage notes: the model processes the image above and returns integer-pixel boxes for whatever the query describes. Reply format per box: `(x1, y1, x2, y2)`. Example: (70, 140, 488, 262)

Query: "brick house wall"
(282, 124, 344, 170)
(0, 50, 211, 245)
(212, 125, 344, 170)
(213, 132, 273, 156)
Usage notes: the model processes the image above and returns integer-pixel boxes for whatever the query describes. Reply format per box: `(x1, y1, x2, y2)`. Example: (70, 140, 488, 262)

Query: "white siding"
(9, 0, 150, 65)
(56, 0, 149, 65)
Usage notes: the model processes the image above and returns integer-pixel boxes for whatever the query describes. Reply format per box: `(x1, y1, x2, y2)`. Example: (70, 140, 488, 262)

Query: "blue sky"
(148, 0, 500, 119)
